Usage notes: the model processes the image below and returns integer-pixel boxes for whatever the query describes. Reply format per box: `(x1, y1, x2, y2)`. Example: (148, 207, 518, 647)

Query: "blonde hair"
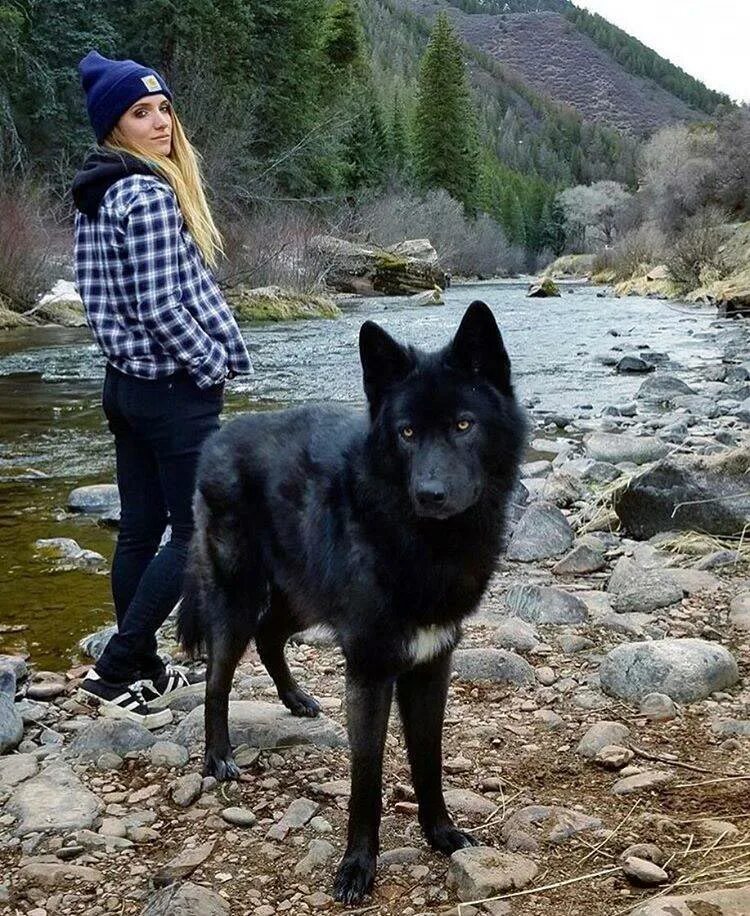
(105, 110, 223, 268)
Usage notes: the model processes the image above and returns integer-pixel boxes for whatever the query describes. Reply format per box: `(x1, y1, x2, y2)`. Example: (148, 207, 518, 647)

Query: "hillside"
(399, 0, 718, 134)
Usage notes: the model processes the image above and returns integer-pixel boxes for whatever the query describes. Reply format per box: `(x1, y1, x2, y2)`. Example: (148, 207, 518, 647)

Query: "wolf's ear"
(448, 300, 512, 395)
(359, 320, 413, 410)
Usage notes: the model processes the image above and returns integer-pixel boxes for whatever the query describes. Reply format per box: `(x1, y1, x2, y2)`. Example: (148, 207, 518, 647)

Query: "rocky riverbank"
(3, 312, 750, 914)
(544, 221, 750, 316)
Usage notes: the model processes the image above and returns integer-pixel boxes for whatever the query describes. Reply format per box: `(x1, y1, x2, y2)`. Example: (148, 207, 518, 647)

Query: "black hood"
(72, 148, 164, 217)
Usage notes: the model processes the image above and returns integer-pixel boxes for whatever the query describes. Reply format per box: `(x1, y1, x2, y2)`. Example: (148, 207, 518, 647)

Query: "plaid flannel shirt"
(74, 175, 252, 389)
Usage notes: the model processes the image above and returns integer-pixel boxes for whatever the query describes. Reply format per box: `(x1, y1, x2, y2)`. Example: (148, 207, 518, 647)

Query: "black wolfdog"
(178, 300, 525, 904)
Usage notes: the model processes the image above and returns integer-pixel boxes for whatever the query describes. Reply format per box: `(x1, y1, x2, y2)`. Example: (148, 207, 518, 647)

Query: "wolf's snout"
(415, 480, 447, 509)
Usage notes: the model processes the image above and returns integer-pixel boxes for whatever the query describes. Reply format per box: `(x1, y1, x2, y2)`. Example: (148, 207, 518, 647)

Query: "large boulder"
(627, 887, 750, 915)
(7, 763, 103, 835)
(452, 649, 534, 685)
(0, 669, 23, 754)
(506, 503, 574, 561)
(308, 235, 446, 296)
(527, 278, 561, 298)
(607, 557, 683, 613)
(585, 433, 668, 466)
(636, 374, 695, 403)
(505, 585, 588, 625)
(172, 701, 347, 750)
(615, 447, 750, 538)
(600, 639, 739, 703)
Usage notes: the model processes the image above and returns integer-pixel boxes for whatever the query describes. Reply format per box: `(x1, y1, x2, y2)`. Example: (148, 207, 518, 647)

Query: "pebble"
(221, 806, 257, 828)
(622, 855, 669, 885)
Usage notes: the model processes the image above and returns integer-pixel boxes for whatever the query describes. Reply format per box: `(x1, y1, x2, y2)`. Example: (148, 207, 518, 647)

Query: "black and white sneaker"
(139, 664, 205, 710)
(78, 671, 173, 729)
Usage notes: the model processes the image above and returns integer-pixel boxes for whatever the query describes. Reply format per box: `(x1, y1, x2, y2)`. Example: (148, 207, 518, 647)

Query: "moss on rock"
(227, 286, 340, 322)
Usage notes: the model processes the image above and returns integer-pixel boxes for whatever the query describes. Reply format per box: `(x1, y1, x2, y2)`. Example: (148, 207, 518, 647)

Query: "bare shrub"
(218, 204, 333, 293)
(354, 188, 524, 276)
(665, 207, 729, 293)
(0, 177, 58, 312)
(608, 224, 667, 279)
(557, 180, 634, 249)
(639, 125, 718, 233)
(591, 247, 615, 276)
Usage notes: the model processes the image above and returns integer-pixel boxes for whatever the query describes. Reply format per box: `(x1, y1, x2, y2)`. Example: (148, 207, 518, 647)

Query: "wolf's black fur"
(178, 300, 526, 904)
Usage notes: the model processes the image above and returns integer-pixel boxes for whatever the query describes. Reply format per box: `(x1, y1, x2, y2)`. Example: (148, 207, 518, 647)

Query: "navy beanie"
(79, 50, 172, 142)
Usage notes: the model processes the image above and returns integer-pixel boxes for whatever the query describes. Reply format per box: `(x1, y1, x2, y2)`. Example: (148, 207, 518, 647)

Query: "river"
(0, 281, 720, 669)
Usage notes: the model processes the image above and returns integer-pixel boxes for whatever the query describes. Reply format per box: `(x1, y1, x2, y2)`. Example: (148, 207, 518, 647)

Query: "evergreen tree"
(390, 91, 409, 175)
(344, 93, 388, 191)
(322, 0, 365, 75)
(413, 12, 479, 211)
(500, 188, 526, 247)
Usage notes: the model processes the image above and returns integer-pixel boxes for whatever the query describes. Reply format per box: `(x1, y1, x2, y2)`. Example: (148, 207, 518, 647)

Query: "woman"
(72, 51, 252, 728)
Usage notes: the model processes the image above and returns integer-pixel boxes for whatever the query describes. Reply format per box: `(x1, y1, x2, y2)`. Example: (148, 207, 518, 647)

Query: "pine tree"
(390, 91, 409, 175)
(322, 0, 365, 75)
(500, 187, 526, 247)
(413, 12, 479, 211)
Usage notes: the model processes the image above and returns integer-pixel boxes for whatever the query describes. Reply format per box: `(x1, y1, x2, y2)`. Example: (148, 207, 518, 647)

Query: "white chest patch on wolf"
(407, 625, 458, 665)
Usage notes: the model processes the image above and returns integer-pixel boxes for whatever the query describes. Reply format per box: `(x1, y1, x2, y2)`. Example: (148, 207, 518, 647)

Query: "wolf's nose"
(416, 482, 446, 507)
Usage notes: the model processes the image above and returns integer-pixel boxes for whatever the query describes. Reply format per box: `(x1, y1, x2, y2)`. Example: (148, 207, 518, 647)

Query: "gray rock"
(26, 671, 66, 701)
(294, 839, 335, 875)
(0, 669, 23, 754)
(711, 719, 750, 738)
(492, 618, 540, 653)
(600, 639, 739, 703)
(612, 770, 674, 795)
(595, 745, 634, 769)
(521, 460, 552, 478)
(149, 741, 189, 768)
(171, 773, 203, 807)
(153, 841, 218, 885)
(576, 721, 631, 759)
(607, 557, 683, 613)
(505, 584, 588, 625)
(0, 655, 27, 683)
(0, 753, 39, 787)
(502, 805, 602, 852)
(627, 888, 750, 915)
(585, 433, 668, 466)
(221, 806, 257, 827)
(444, 788, 497, 818)
(637, 375, 696, 403)
(730, 592, 750, 633)
(34, 537, 105, 571)
(563, 458, 621, 485)
(639, 693, 678, 721)
(452, 649, 534, 685)
(78, 626, 117, 661)
(615, 448, 750, 539)
(447, 847, 538, 901)
(66, 718, 156, 761)
(266, 797, 319, 841)
(173, 701, 347, 751)
(67, 483, 120, 516)
(617, 355, 654, 374)
(622, 856, 668, 885)
(506, 503, 574, 561)
(379, 847, 421, 866)
(553, 542, 606, 576)
(7, 763, 103, 835)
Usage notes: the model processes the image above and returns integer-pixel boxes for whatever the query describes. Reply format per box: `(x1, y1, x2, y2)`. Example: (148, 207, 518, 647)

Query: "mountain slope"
(397, 0, 725, 134)
(449, 0, 730, 115)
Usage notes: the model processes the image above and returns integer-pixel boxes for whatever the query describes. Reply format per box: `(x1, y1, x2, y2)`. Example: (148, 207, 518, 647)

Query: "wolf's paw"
(281, 687, 321, 718)
(425, 823, 479, 855)
(333, 851, 376, 905)
(203, 749, 240, 782)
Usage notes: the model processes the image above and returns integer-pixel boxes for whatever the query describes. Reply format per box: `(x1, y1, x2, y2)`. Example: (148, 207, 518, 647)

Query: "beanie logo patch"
(141, 75, 161, 92)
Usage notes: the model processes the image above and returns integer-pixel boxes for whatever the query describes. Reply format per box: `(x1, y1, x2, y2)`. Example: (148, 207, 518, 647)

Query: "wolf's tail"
(177, 539, 206, 658)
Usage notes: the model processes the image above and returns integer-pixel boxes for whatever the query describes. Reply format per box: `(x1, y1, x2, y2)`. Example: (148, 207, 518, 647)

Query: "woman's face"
(115, 93, 172, 156)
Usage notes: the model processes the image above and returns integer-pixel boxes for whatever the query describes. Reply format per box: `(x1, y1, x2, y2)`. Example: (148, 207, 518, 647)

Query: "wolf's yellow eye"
(456, 419, 473, 432)
(400, 426, 414, 440)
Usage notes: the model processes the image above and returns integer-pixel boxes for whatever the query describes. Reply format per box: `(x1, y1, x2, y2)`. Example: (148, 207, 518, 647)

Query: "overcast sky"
(573, 1, 749, 103)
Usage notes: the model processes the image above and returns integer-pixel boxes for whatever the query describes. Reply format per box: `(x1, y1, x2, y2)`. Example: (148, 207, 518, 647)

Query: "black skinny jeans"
(94, 365, 223, 685)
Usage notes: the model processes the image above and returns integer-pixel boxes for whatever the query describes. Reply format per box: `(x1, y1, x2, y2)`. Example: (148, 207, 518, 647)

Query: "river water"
(0, 281, 720, 669)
